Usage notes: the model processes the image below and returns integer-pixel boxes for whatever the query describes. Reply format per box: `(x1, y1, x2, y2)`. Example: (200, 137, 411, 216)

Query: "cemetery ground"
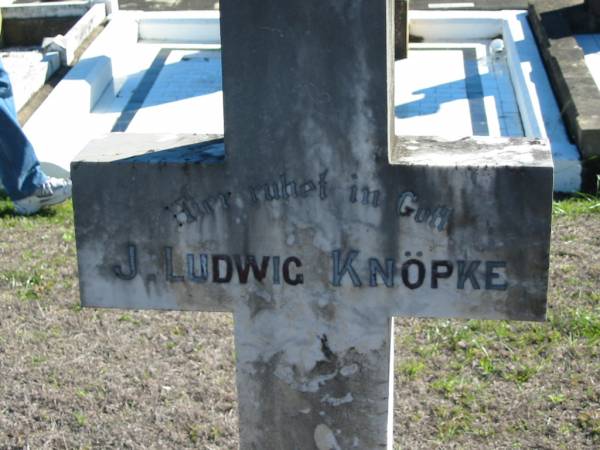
(0, 193, 597, 449)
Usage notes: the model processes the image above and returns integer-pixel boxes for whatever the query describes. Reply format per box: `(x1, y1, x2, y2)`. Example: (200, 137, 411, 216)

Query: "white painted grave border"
(22, 9, 581, 191)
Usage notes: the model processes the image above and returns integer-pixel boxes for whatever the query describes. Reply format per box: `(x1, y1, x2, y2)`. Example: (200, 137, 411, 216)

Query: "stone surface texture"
(72, 133, 554, 320)
(72, 131, 553, 449)
(71, 0, 554, 448)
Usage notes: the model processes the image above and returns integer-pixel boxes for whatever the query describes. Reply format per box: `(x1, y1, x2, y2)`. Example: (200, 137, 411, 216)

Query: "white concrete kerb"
(137, 11, 220, 44)
(24, 12, 140, 178)
(23, 9, 580, 192)
(42, 2, 106, 66)
(408, 10, 581, 192)
(0, 1, 89, 19)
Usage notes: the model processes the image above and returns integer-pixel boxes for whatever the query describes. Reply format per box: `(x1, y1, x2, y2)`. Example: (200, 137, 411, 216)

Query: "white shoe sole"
(14, 183, 72, 216)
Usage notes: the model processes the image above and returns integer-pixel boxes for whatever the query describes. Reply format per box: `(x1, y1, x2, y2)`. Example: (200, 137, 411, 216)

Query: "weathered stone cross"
(72, 1, 553, 448)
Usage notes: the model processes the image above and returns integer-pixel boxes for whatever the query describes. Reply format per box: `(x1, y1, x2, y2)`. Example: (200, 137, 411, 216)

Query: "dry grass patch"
(0, 194, 598, 448)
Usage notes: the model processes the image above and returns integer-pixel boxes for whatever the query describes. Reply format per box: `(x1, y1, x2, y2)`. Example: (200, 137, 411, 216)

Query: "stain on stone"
(247, 290, 275, 319)
(320, 334, 335, 361)
(314, 423, 341, 450)
(313, 298, 336, 322)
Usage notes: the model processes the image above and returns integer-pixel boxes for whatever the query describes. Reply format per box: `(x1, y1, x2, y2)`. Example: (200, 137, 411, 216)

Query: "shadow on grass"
(0, 203, 61, 219)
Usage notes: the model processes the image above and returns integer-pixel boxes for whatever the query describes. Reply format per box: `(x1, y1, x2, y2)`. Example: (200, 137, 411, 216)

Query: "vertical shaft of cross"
(219, 0, 396, 448)
(234, 305, 395, 449)
(220, 0, 395, 167)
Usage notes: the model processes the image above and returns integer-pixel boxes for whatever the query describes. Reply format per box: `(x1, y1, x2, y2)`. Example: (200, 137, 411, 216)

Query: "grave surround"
(19, 9, 579, 190)
(72, 0, 554, 447)
(529, 0, 600, 190)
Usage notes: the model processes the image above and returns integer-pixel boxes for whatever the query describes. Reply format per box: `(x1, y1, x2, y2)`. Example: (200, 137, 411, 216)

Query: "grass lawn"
(0, 193, 598, 448)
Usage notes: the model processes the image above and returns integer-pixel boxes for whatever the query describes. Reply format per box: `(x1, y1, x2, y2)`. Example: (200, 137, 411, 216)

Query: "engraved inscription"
(113, 244, 137, 280)
(332, 250, 508, 291)
(111, 244, 508, 291)
(164, 167, 453, 232)
(397, 191, 453, 232)
(248, 170, 328, 204)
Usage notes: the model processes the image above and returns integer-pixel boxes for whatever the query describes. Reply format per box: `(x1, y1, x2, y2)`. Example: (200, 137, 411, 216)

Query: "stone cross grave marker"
(71, 0, 554, 448)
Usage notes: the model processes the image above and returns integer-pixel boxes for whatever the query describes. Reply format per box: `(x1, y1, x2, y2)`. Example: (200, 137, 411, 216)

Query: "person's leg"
(0, 55, 47, 201)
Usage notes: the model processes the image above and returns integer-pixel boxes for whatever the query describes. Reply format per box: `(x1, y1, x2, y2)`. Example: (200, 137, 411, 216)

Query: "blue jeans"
(0, 56, 46, 200)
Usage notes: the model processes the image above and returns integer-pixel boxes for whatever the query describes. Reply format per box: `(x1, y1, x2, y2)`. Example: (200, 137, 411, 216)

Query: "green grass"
(0, 191, 74, 227)
(553, 193, 600, 216)
(72, 411, 87, 428)
(397, 359, 427, 379)
(0, 269, 45, 300)
(0, 187, 597, 447)
(550, 310, 600, 344)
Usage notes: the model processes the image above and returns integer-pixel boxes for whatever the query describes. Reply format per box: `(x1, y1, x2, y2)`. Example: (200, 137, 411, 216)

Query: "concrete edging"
(24, 12, 139, 178)
(1, 1, 90, 19)
(528, 3, 600, 168)
(22, 9, 582, 192)
(43, 3, 107, 65)
(138, 10, 220, 44)
(408, 9, 581, 192)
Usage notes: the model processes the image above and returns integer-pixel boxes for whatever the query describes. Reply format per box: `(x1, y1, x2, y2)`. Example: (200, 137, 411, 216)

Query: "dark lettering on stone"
(457, 260, 481, 289)
(169, 197, 200, 226)
(415, 207, 431, 223)
(264, 183, 281, 201)
(485, 261, 508, 290)
(331, 250, 362, 287)
(272, 256, 281, 284)
(401, 259, 425, 290)
(369, 258, 395, 287)
(187, 253, 209, 283)
(361, 187, 381, 207)
(234, 255, 270, 284)
(283, 257, 304, 285)
(218, 192, 232, 209)
(431, 260, 453, 288)
(350, 184, 358, 203)
(202, 199, 214, 215)
(429, 206, 453, 232)
(280, 173, 298, 200)
(248, 185, 261, 203)
(212, 254, 233, 283)
(165, 247, 184, 282)
(397, 191, 417, 217)
(319, 170, 328, 200)
(113, 243, 137, 281)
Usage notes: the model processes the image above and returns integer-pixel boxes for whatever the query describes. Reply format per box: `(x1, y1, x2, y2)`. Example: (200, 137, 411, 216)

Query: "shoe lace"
(37, 180, 56, 197)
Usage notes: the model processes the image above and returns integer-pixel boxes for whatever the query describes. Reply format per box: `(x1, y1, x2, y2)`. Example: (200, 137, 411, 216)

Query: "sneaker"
(13, 177, 72, 215)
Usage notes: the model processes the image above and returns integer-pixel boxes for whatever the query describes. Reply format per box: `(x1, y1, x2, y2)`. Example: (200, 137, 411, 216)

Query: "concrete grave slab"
(0, 48, 60, 112)
(18, 8, 580, 192)
(397, 10, 581, 192)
